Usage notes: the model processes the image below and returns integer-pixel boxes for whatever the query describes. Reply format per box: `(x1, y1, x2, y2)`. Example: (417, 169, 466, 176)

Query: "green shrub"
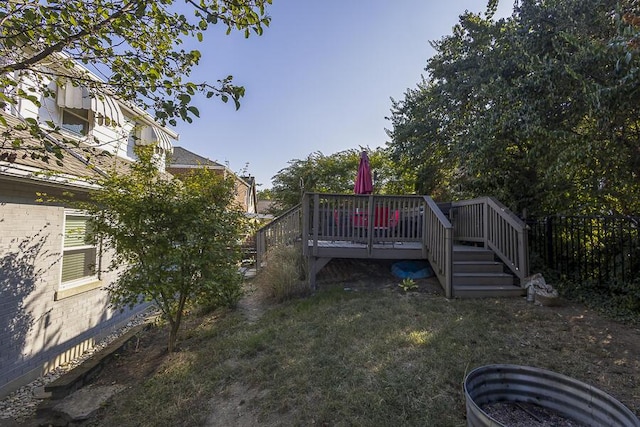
(196, 273, 245, 314)
(258, 244, 308, 301)
(398, 278, 418, 292)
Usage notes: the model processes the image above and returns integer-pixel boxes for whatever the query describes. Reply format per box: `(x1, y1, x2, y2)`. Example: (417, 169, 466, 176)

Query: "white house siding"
(10, 72, 137, 163)
(36, 83, 135, 162)
(10, 72, 40, 121)
(0, 180, 146, 398)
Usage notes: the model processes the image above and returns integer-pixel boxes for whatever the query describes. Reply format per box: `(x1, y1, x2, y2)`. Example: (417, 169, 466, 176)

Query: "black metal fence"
(527, 215, 640, 288)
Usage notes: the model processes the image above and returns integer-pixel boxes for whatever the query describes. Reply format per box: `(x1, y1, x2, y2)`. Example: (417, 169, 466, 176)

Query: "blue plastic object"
(391, 260, 433, 279)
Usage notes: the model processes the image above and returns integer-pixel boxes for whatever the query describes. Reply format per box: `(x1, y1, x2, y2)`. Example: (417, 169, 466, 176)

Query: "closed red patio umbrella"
(354, 150, 373, 195)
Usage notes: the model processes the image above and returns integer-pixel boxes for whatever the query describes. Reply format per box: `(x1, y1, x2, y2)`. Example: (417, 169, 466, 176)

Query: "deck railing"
(452, 197, 529, 282)
(255, 204, 302, 271)
(423, 196, 453, 298)
(302, 193, 427, 255)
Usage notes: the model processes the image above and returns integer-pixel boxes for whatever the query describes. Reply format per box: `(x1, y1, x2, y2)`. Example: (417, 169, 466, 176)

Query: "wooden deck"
(256, 193, 529, 298)
(308, 240, 425, 259)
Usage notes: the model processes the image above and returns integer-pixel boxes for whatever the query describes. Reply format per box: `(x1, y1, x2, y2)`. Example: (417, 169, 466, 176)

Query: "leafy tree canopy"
(77, 146, 248, 352)
(270, 147, 416, 213)
(387, 0, 640, 216)
(0, 0, 271, 125)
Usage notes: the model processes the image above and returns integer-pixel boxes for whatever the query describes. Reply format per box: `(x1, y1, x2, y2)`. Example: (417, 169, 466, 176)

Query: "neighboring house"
(256, 199, 278, 219)
(167, 146, 257, 214)
(240, 175, 258, 216)
(0, 56, 177, 397)
(254, 199, 276, 224)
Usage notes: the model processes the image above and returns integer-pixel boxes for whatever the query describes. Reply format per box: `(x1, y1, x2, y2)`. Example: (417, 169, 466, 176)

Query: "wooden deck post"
(302, 193, 309, 257)
(256, 229, 265, 272)
(308, 256, 331, 290)
(444, 226, 453, 299)
(367, 194, 374, 255)
(312, 193, 320, 256)
(482, 197, 489, 248)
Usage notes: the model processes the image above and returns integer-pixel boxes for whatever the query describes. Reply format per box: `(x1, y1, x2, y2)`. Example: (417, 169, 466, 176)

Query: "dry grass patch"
(90, 288, 640, 427)
(256, 244, 309, 301)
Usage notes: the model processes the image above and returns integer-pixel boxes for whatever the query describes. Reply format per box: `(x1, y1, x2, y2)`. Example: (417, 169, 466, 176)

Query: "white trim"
(0, 161, 101, 189)
(57, 275, 100, 291)
(59, 210, 100, 291)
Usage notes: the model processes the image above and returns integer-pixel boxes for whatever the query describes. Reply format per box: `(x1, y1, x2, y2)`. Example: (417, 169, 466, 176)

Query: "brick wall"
(234, 181, 250, 212)
(0, 179, 146, 397)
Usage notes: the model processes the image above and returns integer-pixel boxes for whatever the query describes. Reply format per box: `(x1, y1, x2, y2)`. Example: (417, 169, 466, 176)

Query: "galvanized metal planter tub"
(464, 364, 639, 427)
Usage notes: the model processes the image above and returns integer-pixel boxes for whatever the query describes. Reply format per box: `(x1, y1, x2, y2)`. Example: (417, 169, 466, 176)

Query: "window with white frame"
(61, 107, 90, 136)
(60, 212, 99, 289)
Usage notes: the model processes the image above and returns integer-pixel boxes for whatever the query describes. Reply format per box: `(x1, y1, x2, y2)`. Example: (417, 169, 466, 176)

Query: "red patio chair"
(352, 207, 399, 235)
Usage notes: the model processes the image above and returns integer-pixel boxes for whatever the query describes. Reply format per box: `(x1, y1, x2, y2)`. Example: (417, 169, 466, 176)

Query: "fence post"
(545, 216, 554, 269)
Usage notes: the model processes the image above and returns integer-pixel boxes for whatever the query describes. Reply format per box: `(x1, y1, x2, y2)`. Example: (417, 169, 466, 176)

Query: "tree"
(0, 0, 271, 158)
(270, 147, 415, 213)
(80, 146, 247, 352)
(387, 0, 640, 216)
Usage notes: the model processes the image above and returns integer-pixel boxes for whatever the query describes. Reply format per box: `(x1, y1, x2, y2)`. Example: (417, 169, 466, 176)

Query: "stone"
(32, 387, 51, 400)
(50, 384, 126, 421)
(523, 273, 560, 305)
(0, 309, 153, 424)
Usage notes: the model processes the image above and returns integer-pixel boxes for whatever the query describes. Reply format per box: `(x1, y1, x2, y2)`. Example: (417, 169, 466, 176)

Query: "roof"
(257, 199, 279, 214)
(241, 176, 256, 187)
(0, 111, 133, 189)
(170, 146, 225, 168)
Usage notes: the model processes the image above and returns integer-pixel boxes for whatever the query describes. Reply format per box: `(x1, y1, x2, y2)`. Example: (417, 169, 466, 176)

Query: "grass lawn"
(91, 280, 640, 427)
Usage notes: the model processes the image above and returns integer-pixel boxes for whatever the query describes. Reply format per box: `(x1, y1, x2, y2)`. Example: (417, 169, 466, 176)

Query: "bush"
(80, 146, 247, 352)
(258, 244, 308, 301)
(196, 274, 245, 314)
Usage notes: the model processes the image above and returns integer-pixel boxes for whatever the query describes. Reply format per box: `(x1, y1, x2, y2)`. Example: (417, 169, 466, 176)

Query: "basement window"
(57, 212, 101, 299)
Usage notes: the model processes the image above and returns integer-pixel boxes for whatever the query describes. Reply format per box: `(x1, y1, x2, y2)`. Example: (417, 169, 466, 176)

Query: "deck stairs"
(452, 245, 524, 298)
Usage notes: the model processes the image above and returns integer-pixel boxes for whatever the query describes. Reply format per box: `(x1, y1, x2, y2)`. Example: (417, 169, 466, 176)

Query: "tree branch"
(0, 0, 143, 74)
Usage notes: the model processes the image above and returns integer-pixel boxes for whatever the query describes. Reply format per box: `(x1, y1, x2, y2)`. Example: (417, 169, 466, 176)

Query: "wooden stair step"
(453, 261, 503, 274)
(453, 285, 525, 298)
(453, 272, 514, 286)
(452, 246, 495, 262)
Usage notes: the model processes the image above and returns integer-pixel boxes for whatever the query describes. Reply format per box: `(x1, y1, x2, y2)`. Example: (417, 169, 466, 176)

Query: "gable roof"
(241, 175, 255, 187)
(170, 146, 225, 168)
(0, 111, 134, 189)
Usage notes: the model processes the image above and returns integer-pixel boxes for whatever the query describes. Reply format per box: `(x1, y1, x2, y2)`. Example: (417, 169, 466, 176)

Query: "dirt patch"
(89, 279, 273, 391)
(483, 402, 587, 427)
(90, 321, 169, 388)
(317, 258, 443, 295)
(203, 383, 290, 427)
(237, 280, 272, 323)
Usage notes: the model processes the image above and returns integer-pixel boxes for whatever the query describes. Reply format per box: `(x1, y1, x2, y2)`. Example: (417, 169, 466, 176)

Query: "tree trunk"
(167, 291, 187, 353)
(168, 323, 179, 353)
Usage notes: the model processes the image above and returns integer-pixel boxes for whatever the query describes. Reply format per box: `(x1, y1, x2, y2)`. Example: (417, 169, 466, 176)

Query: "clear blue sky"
(173, 0, 514, 189)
